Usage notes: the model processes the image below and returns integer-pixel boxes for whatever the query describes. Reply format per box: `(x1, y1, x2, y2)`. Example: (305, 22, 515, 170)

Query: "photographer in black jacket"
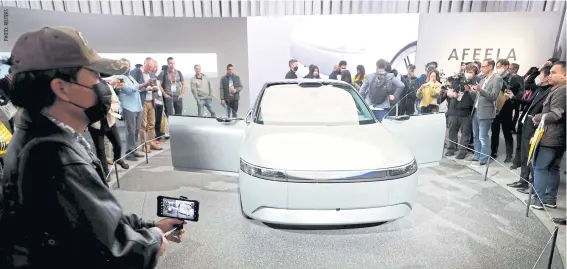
(0, 27, 185, 269)
(439, 63, 478, 159)
(399, 64, 418, 115)
(491, 59, 524, 163)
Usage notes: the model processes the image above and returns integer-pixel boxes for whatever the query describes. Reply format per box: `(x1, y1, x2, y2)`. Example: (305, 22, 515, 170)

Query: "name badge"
(457, 92, 464, 101)
(171, 84, 177, 93)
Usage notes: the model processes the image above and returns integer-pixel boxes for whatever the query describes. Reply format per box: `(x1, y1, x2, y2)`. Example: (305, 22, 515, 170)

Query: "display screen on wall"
(0, 52, 218, 79)
(247, 14, 420, 106)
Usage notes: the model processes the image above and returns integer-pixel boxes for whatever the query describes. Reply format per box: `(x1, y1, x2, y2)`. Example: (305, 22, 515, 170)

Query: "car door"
(169, 96, 246, 175)
(382, 113, 446, 166)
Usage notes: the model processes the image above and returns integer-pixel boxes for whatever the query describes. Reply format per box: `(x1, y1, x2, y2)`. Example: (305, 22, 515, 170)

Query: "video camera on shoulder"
(445, 73, 473, 92)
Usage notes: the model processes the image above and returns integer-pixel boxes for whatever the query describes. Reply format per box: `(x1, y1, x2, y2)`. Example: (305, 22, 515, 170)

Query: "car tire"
(239, 193, 252, 220)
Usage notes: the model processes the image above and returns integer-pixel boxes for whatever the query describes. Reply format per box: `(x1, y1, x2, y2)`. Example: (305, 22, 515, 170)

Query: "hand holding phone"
(151, 227, 167, 256)
(157, 196, 200, 222)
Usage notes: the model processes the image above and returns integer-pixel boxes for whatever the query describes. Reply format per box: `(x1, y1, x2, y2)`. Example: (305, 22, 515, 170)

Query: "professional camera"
(444, 72, 470, 92)
(149, 78, 157, 87)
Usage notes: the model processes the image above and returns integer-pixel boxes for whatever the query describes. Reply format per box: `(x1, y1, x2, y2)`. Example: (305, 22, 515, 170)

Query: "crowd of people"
(285, 57, 566, 217)
(0, 24, 564, 268)
(0, 55, 245, 180)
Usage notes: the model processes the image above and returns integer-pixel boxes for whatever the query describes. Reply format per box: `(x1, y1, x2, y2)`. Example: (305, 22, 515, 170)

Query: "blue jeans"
(373, 109, 388, 122)
(472, 115, 492, 162)
(533, 146, 564, 203)
(198, 99, 216, 117)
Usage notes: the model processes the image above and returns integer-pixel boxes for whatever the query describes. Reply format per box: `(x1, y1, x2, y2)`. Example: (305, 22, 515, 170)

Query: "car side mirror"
(244, 110, 252, 124)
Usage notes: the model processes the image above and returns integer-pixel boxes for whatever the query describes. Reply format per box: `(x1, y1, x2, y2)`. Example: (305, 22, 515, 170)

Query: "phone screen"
(157, 196, 200, 222)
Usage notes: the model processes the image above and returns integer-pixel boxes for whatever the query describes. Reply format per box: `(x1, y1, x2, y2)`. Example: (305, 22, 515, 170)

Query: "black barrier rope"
(105, 134, 168, 186)
(444, 138, 561, 269)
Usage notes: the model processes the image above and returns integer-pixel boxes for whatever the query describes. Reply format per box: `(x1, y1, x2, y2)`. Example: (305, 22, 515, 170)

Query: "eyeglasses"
(480, 65, 489, 68)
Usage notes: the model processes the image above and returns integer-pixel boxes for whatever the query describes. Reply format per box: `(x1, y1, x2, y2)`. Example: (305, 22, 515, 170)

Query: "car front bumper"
(239, 171, 418, 225)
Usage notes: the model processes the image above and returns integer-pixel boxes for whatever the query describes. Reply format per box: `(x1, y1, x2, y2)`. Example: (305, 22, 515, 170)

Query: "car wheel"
(239, 193, 252, 220)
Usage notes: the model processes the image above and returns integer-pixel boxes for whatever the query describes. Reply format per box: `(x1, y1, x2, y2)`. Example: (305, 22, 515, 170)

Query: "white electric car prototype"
(169, 80, 446, 225)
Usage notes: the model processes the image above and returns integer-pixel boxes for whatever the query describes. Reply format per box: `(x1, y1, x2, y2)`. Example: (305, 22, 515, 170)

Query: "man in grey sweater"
(191, 64, 215, 117)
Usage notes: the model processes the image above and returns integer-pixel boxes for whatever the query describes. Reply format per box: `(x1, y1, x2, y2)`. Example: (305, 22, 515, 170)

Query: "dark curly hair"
(11, 67, 81, 113)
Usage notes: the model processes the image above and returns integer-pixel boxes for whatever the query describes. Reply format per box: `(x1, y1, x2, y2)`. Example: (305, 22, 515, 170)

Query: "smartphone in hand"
(157, 196, 200, 222)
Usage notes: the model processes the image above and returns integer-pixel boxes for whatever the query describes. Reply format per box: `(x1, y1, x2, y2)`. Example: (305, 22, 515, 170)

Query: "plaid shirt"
(44, 115, 95, 162)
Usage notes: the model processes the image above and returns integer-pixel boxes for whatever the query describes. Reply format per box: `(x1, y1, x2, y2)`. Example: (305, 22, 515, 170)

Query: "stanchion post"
(145, 142, 149, 164)
(526, 184, 533, 217)
(114, 162, 120, 189)
(483, 159, 490, 181)
(547, 226, 559, 269)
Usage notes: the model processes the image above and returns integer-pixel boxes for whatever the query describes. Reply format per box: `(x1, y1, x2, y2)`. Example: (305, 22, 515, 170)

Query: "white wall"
(247, 14, 420, 106)
(415, 12, 563, 76)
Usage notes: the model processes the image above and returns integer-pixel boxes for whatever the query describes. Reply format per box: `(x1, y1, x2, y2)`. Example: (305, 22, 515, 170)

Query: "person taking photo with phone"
(0, 27, 184, 269)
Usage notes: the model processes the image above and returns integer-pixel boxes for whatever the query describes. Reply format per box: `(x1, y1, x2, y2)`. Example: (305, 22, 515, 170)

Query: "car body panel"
(240, 172, 416, 225)
(169, 113, 445, 173)
(169, 116, 245, 174)
(240, 123, 414, 171)
(382, 113, 446, 166)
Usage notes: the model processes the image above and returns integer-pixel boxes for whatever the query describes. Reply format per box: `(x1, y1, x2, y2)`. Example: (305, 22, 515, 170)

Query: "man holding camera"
(469, 59, 503, 165)
(490, 59, 523, 163)
(131, 58, 162, 152)
(0, 26, 184, 268)
(440, 63, 479, 159)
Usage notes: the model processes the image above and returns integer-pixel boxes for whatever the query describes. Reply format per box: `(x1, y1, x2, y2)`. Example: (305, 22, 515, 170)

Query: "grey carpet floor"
(112, 150, 563, 269)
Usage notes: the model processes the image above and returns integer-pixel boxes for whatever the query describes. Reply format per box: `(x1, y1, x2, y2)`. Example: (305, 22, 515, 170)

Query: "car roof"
(262, 79, 353, 89)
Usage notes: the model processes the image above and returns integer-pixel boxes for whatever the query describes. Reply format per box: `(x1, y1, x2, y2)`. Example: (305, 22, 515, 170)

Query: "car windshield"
(256, 83, 376, 126)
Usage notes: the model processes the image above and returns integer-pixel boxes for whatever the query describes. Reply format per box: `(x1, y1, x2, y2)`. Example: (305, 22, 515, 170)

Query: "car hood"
(240, 123, 414, 171)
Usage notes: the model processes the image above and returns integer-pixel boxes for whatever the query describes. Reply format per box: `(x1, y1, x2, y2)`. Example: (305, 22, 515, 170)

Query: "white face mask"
(464, 73, 473, 80)
(313, 72, 319, 76)
(534, 76, 543, 86)
(496, 68, 506, 75)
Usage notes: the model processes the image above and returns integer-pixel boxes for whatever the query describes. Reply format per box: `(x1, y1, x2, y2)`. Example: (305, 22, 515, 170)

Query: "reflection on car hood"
(240, 123, 414, 171)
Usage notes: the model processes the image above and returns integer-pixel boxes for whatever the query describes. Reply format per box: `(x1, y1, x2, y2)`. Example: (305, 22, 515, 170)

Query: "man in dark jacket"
(399, 64, 418, 115)
(439, 63, 477, 159)
(285, 59, 299, 79)
(329, 60, 347, 80)
(220, 64, 243, 117)
(0, 26, 184, 269)
(505, 66, 552, 193)
(529, 61, 566, 210)
(491, 59, 524, 163)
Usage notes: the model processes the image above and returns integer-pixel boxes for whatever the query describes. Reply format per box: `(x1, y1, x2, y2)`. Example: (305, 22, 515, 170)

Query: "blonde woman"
(88, 80, 129, 179)
(416, 69, 442, 114)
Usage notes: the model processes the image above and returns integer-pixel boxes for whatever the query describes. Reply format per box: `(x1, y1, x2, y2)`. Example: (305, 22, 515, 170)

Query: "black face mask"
(293, 66, 298, 72)
(68, 81, 112, 124)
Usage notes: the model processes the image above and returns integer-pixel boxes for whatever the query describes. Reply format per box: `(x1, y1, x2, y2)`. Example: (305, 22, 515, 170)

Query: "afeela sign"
(447, 48, 517, 62)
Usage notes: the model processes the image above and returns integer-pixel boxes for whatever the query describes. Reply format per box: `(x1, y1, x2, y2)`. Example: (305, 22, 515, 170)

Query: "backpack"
(368, 73, 393, 105)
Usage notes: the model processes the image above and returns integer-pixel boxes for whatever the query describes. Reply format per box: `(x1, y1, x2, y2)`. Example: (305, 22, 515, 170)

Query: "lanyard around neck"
(168, 69, 177, 85)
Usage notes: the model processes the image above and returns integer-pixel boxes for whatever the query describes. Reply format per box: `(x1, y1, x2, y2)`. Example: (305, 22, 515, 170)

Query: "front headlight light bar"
(387, 159, 418, 179)
(240, 159, 288, 182)
(240, 159, 417, 183)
